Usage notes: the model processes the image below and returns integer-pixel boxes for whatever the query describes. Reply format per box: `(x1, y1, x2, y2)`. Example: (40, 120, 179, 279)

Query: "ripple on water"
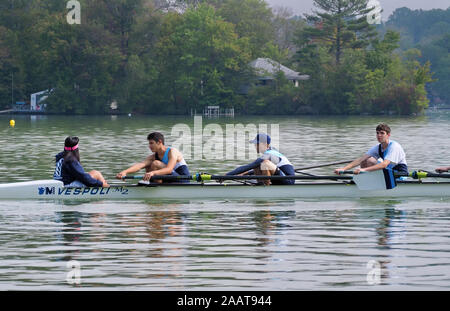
(1, 115, 450, 289)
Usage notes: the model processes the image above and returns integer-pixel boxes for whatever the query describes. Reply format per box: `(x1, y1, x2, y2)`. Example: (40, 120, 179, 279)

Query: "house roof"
(249, 58, 309, 81)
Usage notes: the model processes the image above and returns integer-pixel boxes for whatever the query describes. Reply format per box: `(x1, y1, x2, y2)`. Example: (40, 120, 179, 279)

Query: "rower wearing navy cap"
(116, 132, 190, 183)
(225, 133, 295, 185)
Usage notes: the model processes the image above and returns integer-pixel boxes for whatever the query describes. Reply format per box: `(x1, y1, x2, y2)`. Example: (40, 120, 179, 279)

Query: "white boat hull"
(0, 179, 449, 200)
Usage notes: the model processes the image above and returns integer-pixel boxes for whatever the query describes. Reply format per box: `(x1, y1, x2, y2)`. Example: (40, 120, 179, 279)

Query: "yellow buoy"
(9, 119, 15, 127)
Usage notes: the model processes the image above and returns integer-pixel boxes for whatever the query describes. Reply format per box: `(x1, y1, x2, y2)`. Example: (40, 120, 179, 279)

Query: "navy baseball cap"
(249, 133, 271, 145)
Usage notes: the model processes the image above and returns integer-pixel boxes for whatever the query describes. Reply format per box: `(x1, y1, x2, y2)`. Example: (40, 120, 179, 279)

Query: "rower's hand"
(103, 181, 110, 187)
(143, 171, 154, 181)
(116, 171, 126, 180)
(334, 168, 345, 175)
(436, 167, 448, 173)
(354, 168, 365, 175)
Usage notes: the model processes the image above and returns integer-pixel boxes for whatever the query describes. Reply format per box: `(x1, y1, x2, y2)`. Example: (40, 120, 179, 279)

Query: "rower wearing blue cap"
(225, 133, 295, 185)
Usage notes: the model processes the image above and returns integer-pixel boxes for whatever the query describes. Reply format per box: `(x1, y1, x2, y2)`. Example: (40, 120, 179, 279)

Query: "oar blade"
(353, 169, 397, 191)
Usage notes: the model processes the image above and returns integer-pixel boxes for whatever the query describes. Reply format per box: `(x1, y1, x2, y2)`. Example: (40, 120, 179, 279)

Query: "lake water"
(0, 113, 449, 290)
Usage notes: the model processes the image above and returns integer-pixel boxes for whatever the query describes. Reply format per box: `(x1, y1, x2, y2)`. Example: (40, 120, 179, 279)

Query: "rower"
(54, 136, 109, 187)
(225, 133, 295, 185)
(116, 132, 190, 183)
(334, 123, 408, 175)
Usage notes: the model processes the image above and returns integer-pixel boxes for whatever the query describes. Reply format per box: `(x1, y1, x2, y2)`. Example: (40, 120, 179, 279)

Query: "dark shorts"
(271, 168, 295, 185)
(165, 165, 190, 183)
(392, 164, 408, 175)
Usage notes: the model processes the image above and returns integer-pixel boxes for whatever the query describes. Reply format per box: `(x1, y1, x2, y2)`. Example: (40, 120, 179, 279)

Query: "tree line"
(381, 7, 450, 106)
(0, 0, 439, 115)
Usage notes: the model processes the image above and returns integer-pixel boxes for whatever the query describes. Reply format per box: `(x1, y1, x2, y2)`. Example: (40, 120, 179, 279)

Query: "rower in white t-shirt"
(334, 123, 408, 175)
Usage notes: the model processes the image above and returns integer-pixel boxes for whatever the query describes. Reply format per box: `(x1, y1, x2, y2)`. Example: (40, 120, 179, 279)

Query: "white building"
(248, 57, 309, 87)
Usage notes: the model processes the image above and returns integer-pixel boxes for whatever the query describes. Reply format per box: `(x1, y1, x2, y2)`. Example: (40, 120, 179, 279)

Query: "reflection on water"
(1, 199, 449, 290)
(0, 114, 450, 289)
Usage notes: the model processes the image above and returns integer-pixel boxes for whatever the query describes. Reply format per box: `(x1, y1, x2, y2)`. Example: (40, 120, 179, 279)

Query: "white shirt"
(366, 140, 407, 165)
(260, 148, 292, 168)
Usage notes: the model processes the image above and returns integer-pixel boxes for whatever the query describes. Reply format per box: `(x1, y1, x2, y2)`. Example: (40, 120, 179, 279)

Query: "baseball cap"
(249, 133, 271, 145)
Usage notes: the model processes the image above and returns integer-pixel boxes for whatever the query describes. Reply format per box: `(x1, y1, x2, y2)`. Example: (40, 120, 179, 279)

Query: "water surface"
(0, 113, 449, 290)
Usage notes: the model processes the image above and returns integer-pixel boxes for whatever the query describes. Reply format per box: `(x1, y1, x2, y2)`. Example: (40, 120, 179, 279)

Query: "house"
(248, 58, 309, 87)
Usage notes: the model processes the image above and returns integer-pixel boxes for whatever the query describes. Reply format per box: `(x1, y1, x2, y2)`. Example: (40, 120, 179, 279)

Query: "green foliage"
(217, 0, 275, 59)
(383, 7, 450, 104)
(245, 72, 301, 114)
(301, 0, 377, 64)
(292, 0, 435, 115)
(150, 4, 251, 114)
(385, 7, 450, 48)
(0, 0, 440, 114)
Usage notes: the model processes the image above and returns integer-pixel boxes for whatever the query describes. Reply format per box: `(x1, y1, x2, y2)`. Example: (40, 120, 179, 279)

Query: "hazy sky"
(265, 0, 450, 20)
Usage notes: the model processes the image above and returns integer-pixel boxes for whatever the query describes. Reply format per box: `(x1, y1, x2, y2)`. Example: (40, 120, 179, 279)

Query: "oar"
(122, 174, 354, 182)
(295, 160, 353, 172)
(339, 170, 450, 179)
(409, 171, 450, 179)
(337, 170, 450, 191)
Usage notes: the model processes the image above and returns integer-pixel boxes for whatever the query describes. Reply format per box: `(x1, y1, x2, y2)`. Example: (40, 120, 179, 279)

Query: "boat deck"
(0, 179, 449, 200)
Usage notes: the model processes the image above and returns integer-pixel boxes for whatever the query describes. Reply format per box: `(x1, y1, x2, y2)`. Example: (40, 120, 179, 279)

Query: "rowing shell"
(0, 179, 449, 200)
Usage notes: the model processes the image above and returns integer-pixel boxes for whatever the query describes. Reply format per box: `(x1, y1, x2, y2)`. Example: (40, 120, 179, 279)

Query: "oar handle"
(121, 176, 144, 179)
(337, 170, 357, 175)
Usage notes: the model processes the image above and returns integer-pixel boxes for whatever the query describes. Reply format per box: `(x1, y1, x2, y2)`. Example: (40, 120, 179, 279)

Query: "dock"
(191, 106, 235, 118)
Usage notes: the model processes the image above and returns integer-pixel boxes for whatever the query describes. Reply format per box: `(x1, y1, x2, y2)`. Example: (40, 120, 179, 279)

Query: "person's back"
(61, 153, 103, 187)
(53, 152, 65, 181)
(58, 136, 109, 187)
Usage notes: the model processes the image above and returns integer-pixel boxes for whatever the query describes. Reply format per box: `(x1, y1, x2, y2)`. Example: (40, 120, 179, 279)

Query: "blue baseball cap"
(249, 133, 271, 145)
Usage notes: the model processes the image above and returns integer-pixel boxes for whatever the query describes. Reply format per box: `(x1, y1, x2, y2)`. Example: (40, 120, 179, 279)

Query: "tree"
(419, 34, 450, 104)
(271, 6, 306, 60)
(151, 4, 251, 114)
(300, 0, 377, 65)
(217, 0, 275, 58)
(0, 26, 16, 109)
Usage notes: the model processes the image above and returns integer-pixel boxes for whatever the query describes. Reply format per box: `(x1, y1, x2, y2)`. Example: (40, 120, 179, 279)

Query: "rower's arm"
(226, 159, 263, 176)
(69, 161, 103, 187)
(360, 159, 390, 172)
(116, 156, 153, 178)
(151, 149, 178, 175)
(335, 155, 369, 173)
(436, 166, 450, 173)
